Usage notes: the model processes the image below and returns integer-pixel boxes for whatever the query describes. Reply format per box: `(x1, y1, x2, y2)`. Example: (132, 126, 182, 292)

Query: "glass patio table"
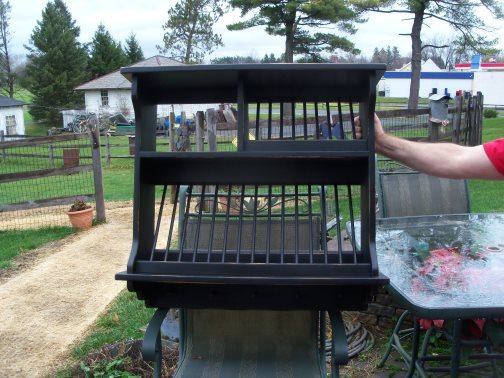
(351, 213, 504, 377)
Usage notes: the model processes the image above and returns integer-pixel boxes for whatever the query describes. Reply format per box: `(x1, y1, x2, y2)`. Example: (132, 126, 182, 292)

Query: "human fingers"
(354, 116, 362, 139)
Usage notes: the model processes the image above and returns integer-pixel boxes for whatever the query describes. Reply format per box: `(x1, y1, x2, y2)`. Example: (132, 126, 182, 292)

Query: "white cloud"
(11, 0, 504, 62)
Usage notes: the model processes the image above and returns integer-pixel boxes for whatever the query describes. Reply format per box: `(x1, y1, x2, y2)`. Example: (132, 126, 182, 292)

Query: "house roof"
(75, 55, 184, 91)
(396, 58, 442, 72)
(0, 95, 27, 107)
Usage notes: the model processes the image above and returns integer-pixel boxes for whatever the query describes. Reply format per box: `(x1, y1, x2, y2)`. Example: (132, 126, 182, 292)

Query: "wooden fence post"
(453, 95, 463, 144)
(169, 112, 176, 152)
(106, 133, 111, 166)
(169, 112, 176, 204)
(476, 92, 484, 145)
(195, 111, 207, 209)
(180, 111, 191, 152)
(470, 95, 478, 146)
(206, 108, 217, 152)
(196, 111, 205, 152)
(0, 130, 5, 162)
(49, 144, 55, 166)
(90, 127, 106, 222)
(463, 96, 472, 146)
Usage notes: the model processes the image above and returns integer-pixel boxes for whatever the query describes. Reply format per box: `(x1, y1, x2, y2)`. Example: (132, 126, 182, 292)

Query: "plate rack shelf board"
(116, 64, 389, 377)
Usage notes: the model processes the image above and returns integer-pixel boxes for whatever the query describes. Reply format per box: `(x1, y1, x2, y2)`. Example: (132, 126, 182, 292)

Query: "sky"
(10, 0, 504, 64)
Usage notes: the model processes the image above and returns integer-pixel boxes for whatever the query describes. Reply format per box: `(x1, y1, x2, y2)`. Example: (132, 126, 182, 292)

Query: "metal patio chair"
(376, 164, 471, 218)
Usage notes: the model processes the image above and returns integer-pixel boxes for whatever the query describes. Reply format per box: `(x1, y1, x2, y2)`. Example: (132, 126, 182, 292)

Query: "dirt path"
(0, 204, 136, 377)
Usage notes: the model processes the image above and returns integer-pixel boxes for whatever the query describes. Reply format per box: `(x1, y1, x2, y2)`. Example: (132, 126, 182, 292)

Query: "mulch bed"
(72, 339, 178, 377)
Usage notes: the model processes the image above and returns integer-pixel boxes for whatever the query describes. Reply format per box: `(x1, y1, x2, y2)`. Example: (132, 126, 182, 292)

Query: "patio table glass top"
(355, 213, 504, 318)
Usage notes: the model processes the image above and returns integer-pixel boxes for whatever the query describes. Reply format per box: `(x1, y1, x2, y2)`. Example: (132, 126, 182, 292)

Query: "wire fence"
(111, 103, 475, 157)
(1, 95, 481, 231)
(0, 133, 95, 230)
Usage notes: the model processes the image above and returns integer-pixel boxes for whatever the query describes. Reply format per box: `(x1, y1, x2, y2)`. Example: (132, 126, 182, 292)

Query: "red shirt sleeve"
(483, 138, 504, 175)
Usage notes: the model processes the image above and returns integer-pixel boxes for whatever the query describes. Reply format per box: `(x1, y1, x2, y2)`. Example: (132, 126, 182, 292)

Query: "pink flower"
(417, 318, 444, 330)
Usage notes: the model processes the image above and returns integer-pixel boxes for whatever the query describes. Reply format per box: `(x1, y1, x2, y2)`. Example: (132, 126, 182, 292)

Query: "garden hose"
(326, 319, 374, 360)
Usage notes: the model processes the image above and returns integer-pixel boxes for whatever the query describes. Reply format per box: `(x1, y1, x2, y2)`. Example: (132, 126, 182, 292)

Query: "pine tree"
(88, 23, 127, 78)
(227, 0, 361, 63)
(124, 33, 144, 65)
(157, 0, 224, 64)
(25, 0, 88, 125)
(0, 0, 15, 98)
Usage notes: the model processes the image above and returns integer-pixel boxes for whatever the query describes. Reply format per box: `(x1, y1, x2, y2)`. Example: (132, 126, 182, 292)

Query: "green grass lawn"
(0, 227, 76, 269)
(71, 290, 155, 359)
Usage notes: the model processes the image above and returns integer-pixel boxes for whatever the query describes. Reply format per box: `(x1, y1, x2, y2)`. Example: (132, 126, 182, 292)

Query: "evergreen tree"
(210, 55, 258, 64)
(227, 0, 361, 63)
(124, 33, 144, 65)
(371, 45, 404, 70)
(261, 53, 282, 63)
(88, 23, 127, 78)
(0, 0, 15, 98)
(25, 0, 88, 125)
(158, 0, 225, 64)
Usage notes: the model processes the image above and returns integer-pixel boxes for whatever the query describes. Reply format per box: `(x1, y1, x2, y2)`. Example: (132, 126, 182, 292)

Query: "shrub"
(484, 108, 498, 118)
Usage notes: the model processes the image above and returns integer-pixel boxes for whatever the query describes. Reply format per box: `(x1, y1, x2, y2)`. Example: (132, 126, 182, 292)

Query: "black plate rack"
(116, 64, 389, 376)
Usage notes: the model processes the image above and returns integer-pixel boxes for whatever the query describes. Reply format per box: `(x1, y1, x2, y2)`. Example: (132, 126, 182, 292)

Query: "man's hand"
(355, 114, 384, 141)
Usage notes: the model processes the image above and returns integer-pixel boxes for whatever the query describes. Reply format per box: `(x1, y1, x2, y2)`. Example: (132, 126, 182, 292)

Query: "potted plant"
(67, 199, 94, 230)
(218, 185, 279, 214)
(218, 185, 242, 214)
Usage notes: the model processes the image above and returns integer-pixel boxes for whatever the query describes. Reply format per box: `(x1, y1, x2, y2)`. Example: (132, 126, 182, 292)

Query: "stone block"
(366, 303, 395, 317)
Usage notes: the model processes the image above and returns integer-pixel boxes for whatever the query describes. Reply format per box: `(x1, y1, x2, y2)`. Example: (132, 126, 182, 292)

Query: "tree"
(157, 0, 224, 64)
(296, 54, 330, 63)
(0, 0, 14, 98)
(371, 45, 404, 70)
(333, 52, 370, 64)
(88, 23, 127, 78)
(210, 55, 259, 64)
(124, 33, 144, 65)
(421, 36, 454, 69)
(261, 53, 283, 63)
(356, 0, 504, 109)
(24, 0, 88, 125)
(227, 0, 362, 63)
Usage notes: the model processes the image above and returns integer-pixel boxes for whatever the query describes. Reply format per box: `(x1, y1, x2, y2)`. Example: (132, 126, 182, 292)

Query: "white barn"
(0, 96, 27, 136)
(75, 56, 217, 122)
(378, 58, 504, 105)
(379, 71, 474, 99)
(378, 59, 473, 99)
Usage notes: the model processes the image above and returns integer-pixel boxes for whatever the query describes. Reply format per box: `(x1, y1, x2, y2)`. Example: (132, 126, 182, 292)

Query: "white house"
(75, 56, 217, 123)
(0, 96, 27, 136)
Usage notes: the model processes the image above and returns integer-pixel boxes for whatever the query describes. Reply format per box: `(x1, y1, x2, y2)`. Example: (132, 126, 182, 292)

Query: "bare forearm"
(376, 133, 503, 180)
(355, 114, 503, 180)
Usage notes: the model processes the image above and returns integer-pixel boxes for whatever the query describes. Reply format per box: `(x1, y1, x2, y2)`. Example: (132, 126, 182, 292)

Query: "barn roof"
(75, 56, 184, 91)
(0, 95, 27, 107)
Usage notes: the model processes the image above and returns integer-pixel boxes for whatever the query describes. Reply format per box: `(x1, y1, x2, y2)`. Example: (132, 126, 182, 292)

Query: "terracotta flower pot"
(67, 207, 94, 230)
(218, 196, 241, 214)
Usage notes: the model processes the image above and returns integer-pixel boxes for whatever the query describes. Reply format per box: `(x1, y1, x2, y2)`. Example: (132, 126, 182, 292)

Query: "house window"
(5, 115, 16, 135)
(101, 90, 109, 107)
